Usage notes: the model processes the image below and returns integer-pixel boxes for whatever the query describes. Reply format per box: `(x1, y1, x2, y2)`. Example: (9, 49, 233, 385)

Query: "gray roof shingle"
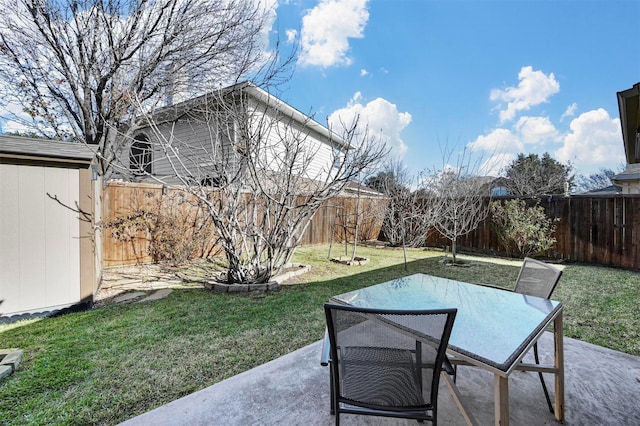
(0, 135, 95, 161)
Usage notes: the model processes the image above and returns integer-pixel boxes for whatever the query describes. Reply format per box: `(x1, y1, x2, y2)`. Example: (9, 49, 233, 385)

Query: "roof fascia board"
(0, 153, 92, 167)
(617, 82, 640, 164)
(242, 84, 351, 150)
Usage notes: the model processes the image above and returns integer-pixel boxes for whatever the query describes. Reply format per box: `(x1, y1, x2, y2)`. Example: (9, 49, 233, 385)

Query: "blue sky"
(1, 0, 637, 181)
(270, 0, 640, 179)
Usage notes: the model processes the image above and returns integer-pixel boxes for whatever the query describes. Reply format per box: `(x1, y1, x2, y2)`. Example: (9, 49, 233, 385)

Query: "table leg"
(442, 371, 478, 426)
(554, 313, 565, 423)
(494, 374, 509, 426)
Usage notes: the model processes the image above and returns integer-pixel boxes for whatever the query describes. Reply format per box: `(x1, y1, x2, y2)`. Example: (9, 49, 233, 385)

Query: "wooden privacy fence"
(426, 195, 640, 270)
(102, 181, 387, 266)
(103, 184, 640, 270)
(102, 182, 213, 266)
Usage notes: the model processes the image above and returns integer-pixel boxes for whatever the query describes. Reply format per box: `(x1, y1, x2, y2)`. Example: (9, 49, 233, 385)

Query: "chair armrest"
(320, 328, 331, 366)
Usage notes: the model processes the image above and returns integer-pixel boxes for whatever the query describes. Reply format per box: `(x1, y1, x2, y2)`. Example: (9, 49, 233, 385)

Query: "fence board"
(102, 182, 386, 266)
(424, 195, 640, 270)
(104, 184, 640, 270)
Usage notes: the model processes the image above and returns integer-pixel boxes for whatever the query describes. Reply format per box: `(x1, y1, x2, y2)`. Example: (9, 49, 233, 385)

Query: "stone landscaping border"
(330, 256, 370, 266)
(204, 281, 281, 293)
(0, 348, 23, 381)
(100, 262, 312, 299)
(203, 263, 310, 293)
(272, 263, 311, 284)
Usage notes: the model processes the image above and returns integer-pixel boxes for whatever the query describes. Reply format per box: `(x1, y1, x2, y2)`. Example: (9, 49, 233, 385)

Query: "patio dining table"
(324, 273, 565, 426)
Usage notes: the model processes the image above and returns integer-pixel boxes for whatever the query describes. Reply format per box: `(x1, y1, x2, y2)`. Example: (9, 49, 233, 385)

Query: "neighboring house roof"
(0, 135, 95, 164)
(144, 81, 351, 150)
(579, 184, 622, 195)
(476, 176, 508, 195)
(343, 181, 385, 198)
(612, 170, 640, 182)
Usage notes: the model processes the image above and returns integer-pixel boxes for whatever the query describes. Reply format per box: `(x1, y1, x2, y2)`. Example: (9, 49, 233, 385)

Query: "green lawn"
(1, 245, 638, 425)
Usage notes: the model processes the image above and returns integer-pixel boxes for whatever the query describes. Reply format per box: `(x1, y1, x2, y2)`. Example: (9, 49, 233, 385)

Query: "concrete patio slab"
(120, 333, 640, 425)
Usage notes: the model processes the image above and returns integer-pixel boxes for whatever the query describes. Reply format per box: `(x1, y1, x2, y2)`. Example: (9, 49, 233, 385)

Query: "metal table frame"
(325, 273, 565, 426)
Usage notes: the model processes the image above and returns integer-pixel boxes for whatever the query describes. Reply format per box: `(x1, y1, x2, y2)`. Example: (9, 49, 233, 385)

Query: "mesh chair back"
(514, 257, 562, 299)
(513, 258, 563, 414)
(324, 303, 456, 416)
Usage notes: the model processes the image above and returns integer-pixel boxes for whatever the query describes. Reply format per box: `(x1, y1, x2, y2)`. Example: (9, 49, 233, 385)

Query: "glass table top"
(330, 273, 562, 373)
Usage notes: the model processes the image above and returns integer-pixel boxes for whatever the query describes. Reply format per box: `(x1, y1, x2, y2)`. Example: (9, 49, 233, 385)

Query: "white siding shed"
(0, 136, 100, 318)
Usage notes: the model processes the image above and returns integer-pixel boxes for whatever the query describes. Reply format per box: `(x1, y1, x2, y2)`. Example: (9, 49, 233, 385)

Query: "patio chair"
(514, 257, 563, 413)
(515, 257, 563, 299)
(449, 257, 562, 413)
(323, 303, 457, 425)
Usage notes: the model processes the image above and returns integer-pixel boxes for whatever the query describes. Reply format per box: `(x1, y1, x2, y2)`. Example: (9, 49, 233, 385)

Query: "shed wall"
(0, 163, 82, 316)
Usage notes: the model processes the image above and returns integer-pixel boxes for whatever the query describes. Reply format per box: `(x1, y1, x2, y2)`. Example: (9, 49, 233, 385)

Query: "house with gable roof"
(115, 81, 356, 191)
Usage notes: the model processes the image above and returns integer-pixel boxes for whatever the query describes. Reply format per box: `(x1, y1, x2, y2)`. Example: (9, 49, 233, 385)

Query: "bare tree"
(575, 167, 621, 193)
(425, 149, 492, 264)
(349, 195, 387, 243)
(136, 84, 388, 283)
(367, 161, 433, 248)
(0, 0, 386, 285)
(0, 0, 285, 177)
(330, 181, 386, 263)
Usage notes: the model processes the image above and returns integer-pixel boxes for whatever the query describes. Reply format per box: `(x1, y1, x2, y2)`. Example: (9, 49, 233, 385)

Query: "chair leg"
(329, 363, 335, 415)
(533, 343, 554, 414)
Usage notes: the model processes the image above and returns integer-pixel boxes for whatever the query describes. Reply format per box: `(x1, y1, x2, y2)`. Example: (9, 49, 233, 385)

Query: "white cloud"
(468, 115, 559, 174)
(468, 128, 523, 153)
(490, 66, 560, 123)
(0, 92, 36, 134)
(469, 110, 623, 177)
(285, 29, 297, 43)
(479, 153, 515, 176)
(469, 116, 559, 158)
(256, 0, 279, 55)
(555, 108, 624, 172)
(0, 94, 72, 137)
(360, 68, 368, 76)
(328, 93, 411, 159)
(561, 102, 578, 120)
(1, 119, 31, 135)
(471, 68, 622, 177)
(514, 116, 560, 144)
(298, 0, 369, 68)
